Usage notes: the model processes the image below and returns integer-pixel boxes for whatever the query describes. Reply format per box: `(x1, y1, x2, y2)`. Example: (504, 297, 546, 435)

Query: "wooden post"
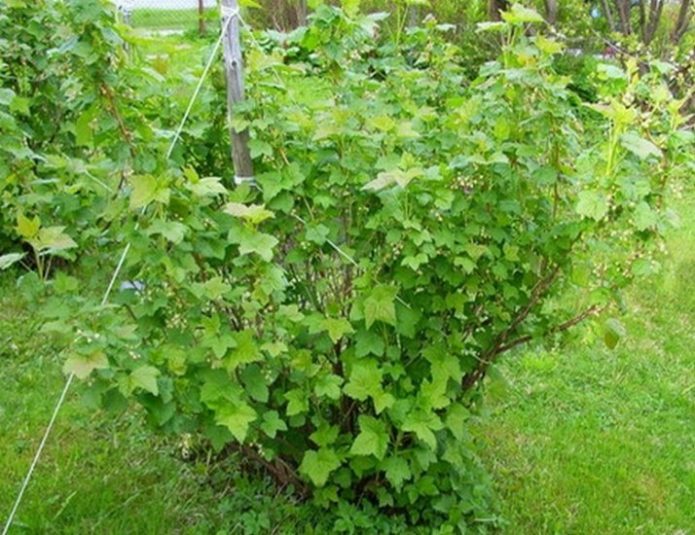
(220, 0, 254, 183)
(198, 0, 206, 35)
(544, 0, 558, 26)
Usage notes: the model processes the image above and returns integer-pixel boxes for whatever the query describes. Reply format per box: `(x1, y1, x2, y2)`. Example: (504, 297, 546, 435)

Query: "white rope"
(1, 374, 73, 535)
(2, 14, 233, 533)
(1, 249, 136, 535)
(166, 10, 237, 159)
(220, 5, 238, 18)
(101, 242, 132, 306)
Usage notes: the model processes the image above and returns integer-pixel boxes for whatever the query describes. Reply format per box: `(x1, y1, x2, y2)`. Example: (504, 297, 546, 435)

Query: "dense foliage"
(1, 1, 693, 532)
(0, 0, 171, 274)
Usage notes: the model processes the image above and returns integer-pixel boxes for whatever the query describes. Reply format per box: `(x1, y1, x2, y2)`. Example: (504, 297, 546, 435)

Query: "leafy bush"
(4, 2, 693, 532)
(0, 0, 168, 273)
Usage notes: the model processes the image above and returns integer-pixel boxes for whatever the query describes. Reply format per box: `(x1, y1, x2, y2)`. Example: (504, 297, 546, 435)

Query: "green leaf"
(260, 410, 287, 438)
(369, 114, 395, 132)
(202, 276, 232, 301)
(396, 303, 420, 338)
(197, 277, 232, 301)
(0, 87, 16, 106)
(225, 330, 262, 371)
(477, 21, 508, 33)
(424, 345, 461, 384)
(10, 96, 31, 115)
(63, 351, 109, 380)
(341, 0, 361, 17)
(576, 190, 609, 221)
(30, 227, 77, 253)
(363, 169, 420, 192)
(503, 244, 520, 262)
(620, 132, 662, 160)
(216, 402, 257, 442)
(502, 4, 545, 24)
(634, 202, 657, 231)
(186, 176, 227, 197)
(204, 424, 233, 452)
(402, 410, 443, 450)
(285, 388, 309, 416)
(604, 318, 626, 349)
(16, 212, 40, 239)
(322, 317, 354, 343)
(75, 111, 93, 146)
(445, 404, 469, 441)
(631, 258, 657, 277)
(130, 365, 160, 396)
(350, 415, 389, 460)
(230, 226, 278, 262)
(200, 369, 242, 408)
(535, 35, 564, 55)
(587, 101, 636, 125)
(402, 253, 428, 271)
(241, 364, 269, 402)
(314, 373, 343, 400)
(363, 285, 397, 329)
(418, 380, 449, 410)
(306, 223, 330, 245)
(129, 175, 169, 210)
(203, 332, 236, 359)
(373, 391, 395, 415)
(362, 173, 393, 192)
(382, 456, 411, 489)
(146, 220, 187, 244)
(299, 448, 341, 487)
(597, 63, 627, 80)
(343, 359, 382, 402)
(262, 341, 288, 357)
(396, 121, 419, 139)
(355, 329, 385, 357)
(0, 252, 25, 270)
(309, 424, 340, 447)
(248, 138, 273, 158)
(224, 202, 274, 225)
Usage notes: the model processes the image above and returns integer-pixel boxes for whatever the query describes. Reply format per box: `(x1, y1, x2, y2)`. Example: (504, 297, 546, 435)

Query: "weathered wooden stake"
(220, 0, 254, 183)
(198, 0, 206, 36)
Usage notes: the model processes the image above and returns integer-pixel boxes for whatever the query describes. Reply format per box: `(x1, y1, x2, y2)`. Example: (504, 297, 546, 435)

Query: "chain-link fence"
(116, 0, 219, 33)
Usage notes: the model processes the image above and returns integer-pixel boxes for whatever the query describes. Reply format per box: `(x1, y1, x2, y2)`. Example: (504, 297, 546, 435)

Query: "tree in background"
(488, 0, 511, 21)
(597, 0, 693, 46)
(544, 0, 559, 24)
(253, 0, 308, 30)
(672, 0, 694, 42)
(198, 0, 207, 34)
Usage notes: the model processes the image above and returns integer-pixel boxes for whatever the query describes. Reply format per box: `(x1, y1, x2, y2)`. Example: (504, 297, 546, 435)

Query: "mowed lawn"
(130, 8, 213, 31)
(475, 192, 695, 533)
(1, 191, 693, 533)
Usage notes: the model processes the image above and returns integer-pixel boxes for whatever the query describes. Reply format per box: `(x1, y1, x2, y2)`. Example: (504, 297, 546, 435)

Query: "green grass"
(0, 285, 200, 532)
(129, 8, 215, 32)
(475, 193, 695, 533)
(0, 274, 309, 533)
